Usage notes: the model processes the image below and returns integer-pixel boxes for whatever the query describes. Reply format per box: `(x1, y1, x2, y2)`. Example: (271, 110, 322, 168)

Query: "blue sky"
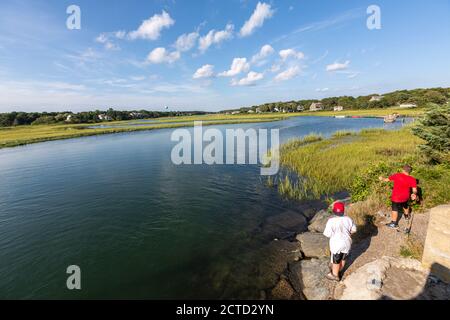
(0, 0, 449, 112)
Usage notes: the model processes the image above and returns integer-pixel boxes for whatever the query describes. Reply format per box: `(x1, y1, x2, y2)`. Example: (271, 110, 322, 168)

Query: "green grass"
(278, 127, 450, 209)
(0, 116, 282, 149)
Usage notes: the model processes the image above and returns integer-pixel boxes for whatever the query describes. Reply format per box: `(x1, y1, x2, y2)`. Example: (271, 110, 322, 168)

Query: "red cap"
(332, 202, 345, 214)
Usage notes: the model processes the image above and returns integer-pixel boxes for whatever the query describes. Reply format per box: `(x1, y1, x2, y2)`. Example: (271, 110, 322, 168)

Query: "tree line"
(0, 109, 207, 127)
(228, 87, 450, 113)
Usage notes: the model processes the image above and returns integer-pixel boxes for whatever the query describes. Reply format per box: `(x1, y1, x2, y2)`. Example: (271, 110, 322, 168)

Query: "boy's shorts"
(331, 252, 349, 264)
(392, 201, 409, 212)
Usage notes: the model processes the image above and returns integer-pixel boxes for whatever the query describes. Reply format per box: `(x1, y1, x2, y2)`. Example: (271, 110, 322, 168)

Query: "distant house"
(129, 112, 144, 119)
(297, 105, 305, 112)
(333, 106, 344, 112)
(248, 109, 255, 114)
(231, 111, 240, 115)
(274, 107, 280, 112)
(255, 108, 262, 114)
(399, 103, 418, 109)
(65, 114, 73, 122)
(310, 102, 323, 112)
(370, 95, 383, 102)
(98, 114, 113, 121)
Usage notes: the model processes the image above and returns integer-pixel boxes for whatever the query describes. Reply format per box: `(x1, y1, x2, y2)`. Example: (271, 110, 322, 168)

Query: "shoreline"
(0, 109, 423, 150)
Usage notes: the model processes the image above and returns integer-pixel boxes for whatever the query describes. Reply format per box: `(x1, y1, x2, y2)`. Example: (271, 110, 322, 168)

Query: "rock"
(308, 210, 331, 233)
(288, 258, 333, 300)
(254, 240, 303, 289)
(261, 211, 308, 240)
(270, 278, 295, 300)
(296, 232, 330, 258)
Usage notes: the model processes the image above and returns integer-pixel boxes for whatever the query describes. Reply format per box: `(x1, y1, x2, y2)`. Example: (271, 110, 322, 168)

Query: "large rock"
(288, 258, 333, 300)
(308, 210, 331, 233)
(261, 211, 308, 240)
(296, 232, 330, 258)
(422, 205, 450, 284)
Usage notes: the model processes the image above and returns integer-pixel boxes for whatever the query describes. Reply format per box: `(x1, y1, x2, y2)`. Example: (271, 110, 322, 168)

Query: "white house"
(98, 114, 113, 121)
(256, 108, 262, 114)
(297, 105, 305, 112)
(310, 102, 323, 111)
(399, 103, 418, 109)
(370, 95, 383, 102)
(65, 114, 73, 122)
(333, 106, 344, 112)
(231, 111, 240, 115)
(248, 110, 255, 114)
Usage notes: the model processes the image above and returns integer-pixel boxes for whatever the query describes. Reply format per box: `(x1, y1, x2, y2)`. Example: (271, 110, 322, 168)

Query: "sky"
(0, 0, 449, 112)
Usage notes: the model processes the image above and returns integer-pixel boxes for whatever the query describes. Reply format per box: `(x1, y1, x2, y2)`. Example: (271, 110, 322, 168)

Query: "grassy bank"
(278, 127, 450, 209)
(0, 117, 279, 149)
(0, 108, 425, 150)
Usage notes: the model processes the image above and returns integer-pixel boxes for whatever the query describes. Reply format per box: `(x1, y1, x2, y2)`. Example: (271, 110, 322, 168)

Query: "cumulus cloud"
(128, 11, 175, 40)
(240, 2, 274, 37)
(199, 24, 234, 52)
(275, 66, 301, 81)
(326, 60, 350, 72)
(251, 44, 275, 64)
(147, 47, 180, 64)
(193, 64, 215, 79)
(231, 71, 264, 86)
(279, 49, 305, 60)
(174, 32, 199, 52)
(219, 58, 250, 77)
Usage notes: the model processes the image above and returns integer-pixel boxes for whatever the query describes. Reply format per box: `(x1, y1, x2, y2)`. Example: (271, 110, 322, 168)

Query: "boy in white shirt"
(323, 202, 357, 281)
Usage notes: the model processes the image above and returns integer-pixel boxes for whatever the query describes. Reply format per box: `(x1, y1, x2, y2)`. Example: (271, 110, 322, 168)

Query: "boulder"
(307, 210, 331, 233)
(296, 232, 330, 258)
(261, 211, 308, 240)
(270, 278, 295, 300)
(288, 258, 333, 300)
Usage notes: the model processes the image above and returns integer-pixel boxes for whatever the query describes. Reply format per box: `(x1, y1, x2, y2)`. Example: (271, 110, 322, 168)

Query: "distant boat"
(384, 114, 399, 123)
(335, 115, 346, 119)
(351, 116, 362, 118)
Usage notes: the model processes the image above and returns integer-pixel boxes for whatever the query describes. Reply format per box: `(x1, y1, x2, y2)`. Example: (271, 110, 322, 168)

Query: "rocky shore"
(256, 198, 450, 300)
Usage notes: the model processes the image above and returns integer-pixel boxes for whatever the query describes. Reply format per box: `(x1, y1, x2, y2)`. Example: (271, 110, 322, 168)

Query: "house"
(231, 111, 240, 115)
(248, 110, 255, 114)
(333, 106, 344, 112)
(310, 102, 323, 111)
(274, 107, 280, 112)
(65, 114, 73, 122)
(297, 105, 305, 112)
(399, 103, 418, 109)
(129, 112, 144, 119)
(370, 95, 383, 102)
(98, 114, 113, 121)
(255, 108, 262, 114)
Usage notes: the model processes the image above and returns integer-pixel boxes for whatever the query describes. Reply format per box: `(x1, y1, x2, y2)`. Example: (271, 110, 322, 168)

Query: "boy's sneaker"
(386, 222, 399, 229)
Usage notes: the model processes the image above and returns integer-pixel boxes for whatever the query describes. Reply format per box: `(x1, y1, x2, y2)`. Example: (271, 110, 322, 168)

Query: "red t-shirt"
(389, 173, 417, 203)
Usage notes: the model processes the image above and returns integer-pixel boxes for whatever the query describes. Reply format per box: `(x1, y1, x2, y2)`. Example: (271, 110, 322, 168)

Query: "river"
(0, 116, 408, 299)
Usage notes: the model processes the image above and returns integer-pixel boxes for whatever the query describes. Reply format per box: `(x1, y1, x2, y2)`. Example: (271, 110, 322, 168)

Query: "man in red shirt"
(379, 165, 418, 229)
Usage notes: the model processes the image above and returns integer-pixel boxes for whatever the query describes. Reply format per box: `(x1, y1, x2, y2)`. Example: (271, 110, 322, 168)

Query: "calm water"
(0, 117, 407, 299)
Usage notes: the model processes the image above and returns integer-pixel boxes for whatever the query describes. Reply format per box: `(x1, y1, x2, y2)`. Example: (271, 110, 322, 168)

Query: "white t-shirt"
(323, 216, 357, 254)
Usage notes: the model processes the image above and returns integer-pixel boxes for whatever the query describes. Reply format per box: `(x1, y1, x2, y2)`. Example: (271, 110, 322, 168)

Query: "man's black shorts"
(332, 252, 349, 264)
(392, 201, 409, 212)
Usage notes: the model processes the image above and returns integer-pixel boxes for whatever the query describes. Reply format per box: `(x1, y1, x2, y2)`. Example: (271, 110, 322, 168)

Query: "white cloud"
(275, 66, 301, 81)
(326, 60, 350, 72)
(174, 32, 199, 52)
(115, 30, 126, 39)
(199, 24, 234, 52)
(279, 49, 305, 60)
(147, 47, 180, 64)
(128, 11, 175, 40)
(130, 76, 146, 81)
(240, 2, 274, 37)
(251, 44, 274, 64)
(95, 33, 119, 50)
(231, 71, 264, 86)
(219, 58, 250, 77)
(316, 88, 329, 92)
(193, 64, 215, 79)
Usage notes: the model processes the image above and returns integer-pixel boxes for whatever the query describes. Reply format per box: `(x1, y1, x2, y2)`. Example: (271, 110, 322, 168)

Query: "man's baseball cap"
(332, 202, 345, 214)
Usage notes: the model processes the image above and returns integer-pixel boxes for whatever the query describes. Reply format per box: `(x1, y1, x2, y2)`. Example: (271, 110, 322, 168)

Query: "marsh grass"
(400, 235, 424, 260)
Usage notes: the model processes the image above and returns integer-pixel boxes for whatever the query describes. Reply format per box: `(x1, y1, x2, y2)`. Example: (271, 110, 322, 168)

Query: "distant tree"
(412, 103, 450, 163)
